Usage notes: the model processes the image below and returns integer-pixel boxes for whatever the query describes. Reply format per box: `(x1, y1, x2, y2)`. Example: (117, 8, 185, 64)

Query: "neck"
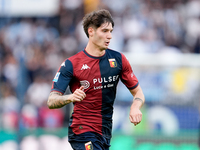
(85, 41, 106, 57)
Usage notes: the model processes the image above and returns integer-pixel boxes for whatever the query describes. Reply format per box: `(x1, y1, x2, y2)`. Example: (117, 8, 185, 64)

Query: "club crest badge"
(85, 141, 93, 150)
(108, 58, 117, 68)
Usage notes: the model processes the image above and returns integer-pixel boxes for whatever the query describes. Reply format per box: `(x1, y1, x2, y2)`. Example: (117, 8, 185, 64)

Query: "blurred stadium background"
(0, 0, 200, 150)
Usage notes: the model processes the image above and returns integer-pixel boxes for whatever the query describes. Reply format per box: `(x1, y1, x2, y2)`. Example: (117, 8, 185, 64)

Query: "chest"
(72, 57, 121, 88)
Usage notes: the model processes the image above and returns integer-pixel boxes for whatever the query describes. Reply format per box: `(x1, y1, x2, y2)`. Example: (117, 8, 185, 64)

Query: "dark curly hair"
(82, 9, 114, 38)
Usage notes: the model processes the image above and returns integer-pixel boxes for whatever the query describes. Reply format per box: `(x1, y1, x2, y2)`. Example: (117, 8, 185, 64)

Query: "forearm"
(131, 97, 144, 109)
(129, 86, 145, 125)
(130, 85, 145, 109)
(47, 91, 72, 109)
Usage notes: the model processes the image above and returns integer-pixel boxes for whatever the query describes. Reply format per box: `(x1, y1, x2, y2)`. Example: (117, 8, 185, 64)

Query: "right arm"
(47, 86, 86, 109)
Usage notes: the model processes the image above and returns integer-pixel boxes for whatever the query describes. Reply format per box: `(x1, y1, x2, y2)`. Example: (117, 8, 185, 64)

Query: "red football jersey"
(51, 49, 138, 138)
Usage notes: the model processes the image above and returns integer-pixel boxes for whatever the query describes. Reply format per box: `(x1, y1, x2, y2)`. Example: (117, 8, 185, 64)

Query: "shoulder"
(106, 49, 130, 63)
(106, 48, 121, 55)
(106, 49, 131, 68)
(107, 49, 128, 60)
(60, 51, 85, 67)
(106, 48, 123, 59)
(68, 51, 85, 62)
(60, 51, 84, 70)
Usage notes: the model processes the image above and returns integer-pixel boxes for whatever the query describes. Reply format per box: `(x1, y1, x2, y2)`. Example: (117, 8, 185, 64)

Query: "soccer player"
(47, 9, 145, 150)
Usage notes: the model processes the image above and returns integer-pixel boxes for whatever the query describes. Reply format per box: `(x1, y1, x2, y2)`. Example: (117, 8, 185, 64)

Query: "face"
(89, 22, 113, 51)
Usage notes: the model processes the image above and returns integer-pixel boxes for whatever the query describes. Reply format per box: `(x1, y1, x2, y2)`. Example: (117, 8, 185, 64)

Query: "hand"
(129, 107, 142, 126)
(69, 86, 86, 102)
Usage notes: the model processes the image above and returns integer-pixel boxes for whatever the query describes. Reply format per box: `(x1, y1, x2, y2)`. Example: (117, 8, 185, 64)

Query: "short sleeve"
(120, 54, 139, 89)
(51, 59, 73, 94)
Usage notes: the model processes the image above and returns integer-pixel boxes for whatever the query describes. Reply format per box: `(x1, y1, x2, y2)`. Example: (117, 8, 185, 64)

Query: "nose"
(107, 32, 112, 39)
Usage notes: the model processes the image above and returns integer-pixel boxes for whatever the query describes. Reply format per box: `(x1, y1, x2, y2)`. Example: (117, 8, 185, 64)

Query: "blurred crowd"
(0, 0, 200, 131)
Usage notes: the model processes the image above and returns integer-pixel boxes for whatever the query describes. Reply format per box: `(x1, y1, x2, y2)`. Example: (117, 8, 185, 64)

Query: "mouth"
(105, 42, 110, 46)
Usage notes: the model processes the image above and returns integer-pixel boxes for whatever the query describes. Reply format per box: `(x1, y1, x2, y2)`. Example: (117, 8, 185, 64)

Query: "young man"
(47, 9, 145, 150)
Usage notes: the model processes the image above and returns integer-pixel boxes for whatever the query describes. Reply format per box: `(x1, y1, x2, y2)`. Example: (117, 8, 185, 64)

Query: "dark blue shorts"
(68, 132, 111, 150)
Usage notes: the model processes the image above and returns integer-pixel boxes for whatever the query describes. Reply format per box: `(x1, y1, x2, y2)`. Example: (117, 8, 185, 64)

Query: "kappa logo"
(61, 61, 65, 67)
(131, 72, 134, 78)
(81, 64, 90, 70)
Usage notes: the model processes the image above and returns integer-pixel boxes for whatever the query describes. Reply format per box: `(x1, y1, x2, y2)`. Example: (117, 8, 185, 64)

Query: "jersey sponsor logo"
(93, 75, 119, 84)
(108, 58, 117, 68)
(53, 72, 60, 82)
(93, 75, 119, 90)
(80, 75, 119, 90)
(85, 141, 93, 150)
(81, 64, 90, 70)
(80, 80, 90, 89)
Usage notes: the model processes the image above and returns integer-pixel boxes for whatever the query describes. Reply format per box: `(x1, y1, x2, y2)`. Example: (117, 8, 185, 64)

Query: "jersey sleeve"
(120, 54, 139, 89)
(51, 59, 73, 94)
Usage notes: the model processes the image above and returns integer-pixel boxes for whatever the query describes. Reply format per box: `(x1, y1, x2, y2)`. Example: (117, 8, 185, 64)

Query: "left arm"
(119, 53, 145, 125)
(129, 84, 145, 126)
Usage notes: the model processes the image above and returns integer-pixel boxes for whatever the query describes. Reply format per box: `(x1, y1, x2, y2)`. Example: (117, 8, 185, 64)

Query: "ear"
(88, 27, 94, 37)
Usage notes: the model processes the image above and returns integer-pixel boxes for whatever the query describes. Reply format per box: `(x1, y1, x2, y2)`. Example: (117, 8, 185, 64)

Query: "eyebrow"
(101, 25, 113, 31)
(101, 22, 113, 29)
(102, 28, 113, 31)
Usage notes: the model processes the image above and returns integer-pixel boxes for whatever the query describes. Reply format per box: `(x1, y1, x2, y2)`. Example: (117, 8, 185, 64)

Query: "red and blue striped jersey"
(51, 49, 139, 138)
